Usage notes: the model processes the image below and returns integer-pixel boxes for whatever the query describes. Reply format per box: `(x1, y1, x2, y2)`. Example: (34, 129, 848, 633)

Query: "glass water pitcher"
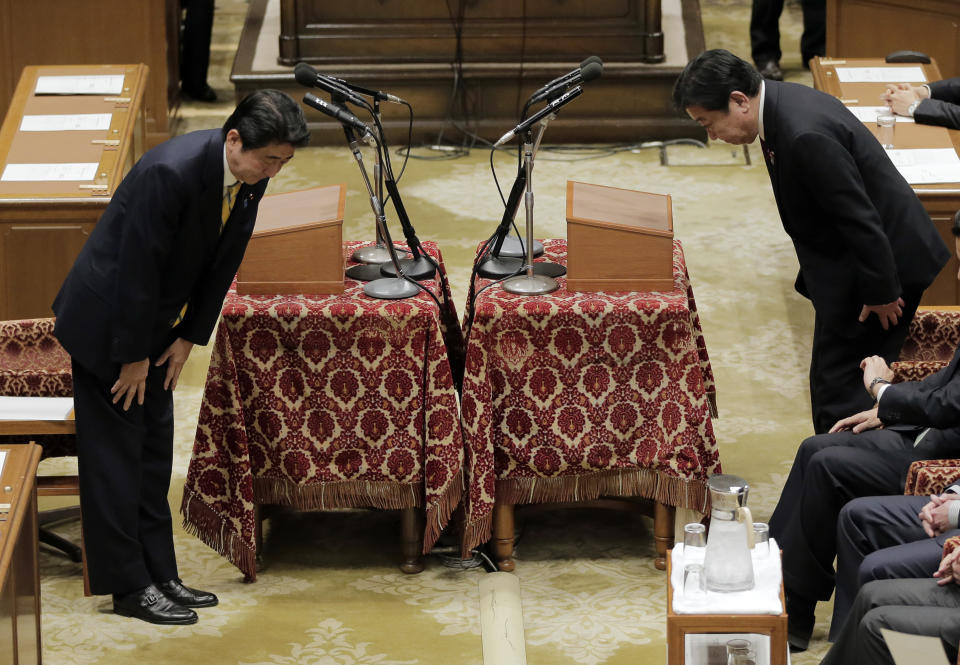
(704, 474, 755, 592)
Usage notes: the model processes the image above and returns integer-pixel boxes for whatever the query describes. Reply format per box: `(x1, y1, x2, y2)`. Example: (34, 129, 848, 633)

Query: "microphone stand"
(478, 113, 566, 279)
(377, 176, 437, 280)
(502, 130, 558, 296)
(342, 126, 420, 300)
(346, 95, 409, 281)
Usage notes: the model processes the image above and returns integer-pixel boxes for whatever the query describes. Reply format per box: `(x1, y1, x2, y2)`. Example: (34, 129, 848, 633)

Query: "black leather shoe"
(113, 584, 198, 625)
(182, 84, 218, 102)
(158, 579, 218, 608)
(757, 60, 784, 81)
(785, 592, 815, 652)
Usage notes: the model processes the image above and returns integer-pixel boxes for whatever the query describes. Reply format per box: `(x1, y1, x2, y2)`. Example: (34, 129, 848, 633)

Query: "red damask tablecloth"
(181, 242, 465, 579)
(460, 239, 720, 550)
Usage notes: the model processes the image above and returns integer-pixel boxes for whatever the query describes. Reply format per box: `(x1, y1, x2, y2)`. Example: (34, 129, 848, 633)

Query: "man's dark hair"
(673, 49, 763, 112)
(952, 210, 960, 237)
(223, 89, 310, 149)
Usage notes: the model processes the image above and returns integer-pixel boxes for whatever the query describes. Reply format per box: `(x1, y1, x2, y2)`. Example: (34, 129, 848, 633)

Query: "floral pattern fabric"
(459, 239, 720, 550)
(181, 242, 465, 579)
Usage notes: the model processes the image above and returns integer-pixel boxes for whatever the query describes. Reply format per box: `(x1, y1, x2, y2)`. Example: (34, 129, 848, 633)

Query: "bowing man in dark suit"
(52, 90, 309, 624)
(673, 49, 949, 435)
(883, 78, 960, 130)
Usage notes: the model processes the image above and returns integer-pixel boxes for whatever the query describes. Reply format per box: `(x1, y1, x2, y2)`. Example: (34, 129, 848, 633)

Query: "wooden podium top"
(253, 184, 347, 237)
(0, 64, 148, 205)
(566, 180, 673, 236)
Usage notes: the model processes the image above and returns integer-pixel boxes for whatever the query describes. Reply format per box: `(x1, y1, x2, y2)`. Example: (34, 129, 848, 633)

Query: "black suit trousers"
(768, 427, 955, 607)
(809, 287, 920, 434)
(72, 358, 178, 596)
(750, 0, 826, 66)
(822, 579, 960, 665)
(832, 495, 959, 640)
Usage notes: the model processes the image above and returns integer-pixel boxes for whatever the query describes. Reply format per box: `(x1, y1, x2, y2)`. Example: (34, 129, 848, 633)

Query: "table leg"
(492, 501, 516, 572)
(400, 507, 425, 574)
(654, 501, 675, 571)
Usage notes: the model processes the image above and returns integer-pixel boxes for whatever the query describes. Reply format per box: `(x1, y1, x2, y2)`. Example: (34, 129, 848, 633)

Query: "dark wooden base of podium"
(231, 0, 707, 145)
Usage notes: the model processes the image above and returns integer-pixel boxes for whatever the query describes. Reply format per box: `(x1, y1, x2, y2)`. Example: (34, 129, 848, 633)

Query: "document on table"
(35, 74, 124, 95)
(846, 106, 914, 123)
(886, 148, 960, 185)
(0, 162, 99, 182)
(20, 113, 112, 132)
(0, 396, 74, 421)
(836, 66, 926, 83)
(882, 629, 950, 665)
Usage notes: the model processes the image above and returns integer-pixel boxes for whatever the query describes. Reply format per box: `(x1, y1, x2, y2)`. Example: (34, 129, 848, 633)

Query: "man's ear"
(729, 90, 750, 109)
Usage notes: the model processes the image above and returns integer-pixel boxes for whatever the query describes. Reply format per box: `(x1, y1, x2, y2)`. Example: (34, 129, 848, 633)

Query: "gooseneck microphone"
(294, 62, 406, 105)
(527, 56, 603, 104)
(295, 63, 366, 107)
(494, 87, 584, 146)
(302, 93, 372, 135)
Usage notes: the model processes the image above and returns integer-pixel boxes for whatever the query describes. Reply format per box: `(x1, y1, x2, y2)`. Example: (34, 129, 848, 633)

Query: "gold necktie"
(221, 181, 242, 232)
(174, 182, 243, 327)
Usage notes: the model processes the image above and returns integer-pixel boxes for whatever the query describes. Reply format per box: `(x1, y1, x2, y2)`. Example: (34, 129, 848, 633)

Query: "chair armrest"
(891, 359, 948, 383)
(905, 459, 960, 496)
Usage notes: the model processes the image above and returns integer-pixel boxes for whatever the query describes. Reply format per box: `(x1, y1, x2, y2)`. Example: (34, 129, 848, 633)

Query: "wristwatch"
(868, 376, 891, 398)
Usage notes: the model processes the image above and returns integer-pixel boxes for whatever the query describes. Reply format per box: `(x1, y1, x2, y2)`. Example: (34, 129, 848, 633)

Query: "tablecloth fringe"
(497, 468, 709, 511)
(424, 470, 465, 554)
(461, 468, 709, 553)
(252, 477, 425, 511)
(181, 487, 257, 580)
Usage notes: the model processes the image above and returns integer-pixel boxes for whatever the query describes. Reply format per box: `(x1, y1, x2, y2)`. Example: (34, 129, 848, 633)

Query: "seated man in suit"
(770, 211, 960, 651)
(822, 546, 960, 665)
(53, 89, 310, 624)
(882, 78, 960, 130)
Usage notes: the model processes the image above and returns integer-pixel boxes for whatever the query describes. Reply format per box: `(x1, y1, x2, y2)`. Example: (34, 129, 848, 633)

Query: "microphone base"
(379, 256, 437, 281)
(351, 244, 410, 265)
(532, 261, 566, 278)
(502, 274, 559, 296)
(363, 278, 421, 300)
(477, 256, 523, 279)
(497, 236, 544, 258)
(345, 263, 386, 282)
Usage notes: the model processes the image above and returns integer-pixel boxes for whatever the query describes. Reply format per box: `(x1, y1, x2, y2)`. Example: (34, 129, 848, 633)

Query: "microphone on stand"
(294, 63, 406, 105)
(294, 63, 367, 107)
(302, 93, 372, 136)
(494, 86, 584, 147)
(531, 60, 602, 105)
(527, 56, 603, 105)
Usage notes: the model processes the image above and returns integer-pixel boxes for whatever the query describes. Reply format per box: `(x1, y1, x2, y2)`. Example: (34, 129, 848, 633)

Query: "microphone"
(294, 63, 366, 107)
(527, 56, 603, 104)
(294, 63, 406, 105)
(493, 86, 584, 146)
(302, 93, 372, 136)
(532, 60, 602, 104)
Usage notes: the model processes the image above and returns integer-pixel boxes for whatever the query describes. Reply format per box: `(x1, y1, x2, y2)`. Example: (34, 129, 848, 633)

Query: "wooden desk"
(811, 56, 960, 305)
(0, 64, 147, 320)
(665, 550, 788, 665)
(0, 0, 179, 147)
(826, 0, 960, 79)
(0, 443, 42, 665)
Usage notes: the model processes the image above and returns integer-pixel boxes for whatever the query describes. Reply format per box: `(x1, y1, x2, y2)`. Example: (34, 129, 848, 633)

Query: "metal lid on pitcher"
(707, 473, 749, 511)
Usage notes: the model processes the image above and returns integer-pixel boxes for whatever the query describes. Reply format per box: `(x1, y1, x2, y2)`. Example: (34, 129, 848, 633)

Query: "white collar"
(757, 80, 766, 142)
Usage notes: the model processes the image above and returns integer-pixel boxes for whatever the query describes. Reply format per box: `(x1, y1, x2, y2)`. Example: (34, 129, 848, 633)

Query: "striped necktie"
(173, 181, 243, 327)
(221, 181, 242, 232)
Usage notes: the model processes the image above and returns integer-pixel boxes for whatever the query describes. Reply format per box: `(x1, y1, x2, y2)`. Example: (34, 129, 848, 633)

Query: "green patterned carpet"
(36, 1, 837, 663)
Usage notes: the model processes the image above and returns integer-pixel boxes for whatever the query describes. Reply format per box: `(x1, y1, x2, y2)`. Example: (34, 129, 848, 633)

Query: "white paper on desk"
(846, 106, 914, 123)
(20, 113, 112, 132)
(35, 74, 123, 95)
(836, 66, 926, 83)
(0, 451, 6, 479)
(0, 162, 98, 182)
(886, 148, 960, 185)
(0, 396, 74, 421)
(882, 629, 950, 665)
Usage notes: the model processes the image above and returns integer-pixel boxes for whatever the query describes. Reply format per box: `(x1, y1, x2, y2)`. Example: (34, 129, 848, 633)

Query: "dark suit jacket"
(762, 80, 949, 336)
(52, 128, 268, 380)
(880, 347, 960, 431)
(915, 77, 960, 130)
